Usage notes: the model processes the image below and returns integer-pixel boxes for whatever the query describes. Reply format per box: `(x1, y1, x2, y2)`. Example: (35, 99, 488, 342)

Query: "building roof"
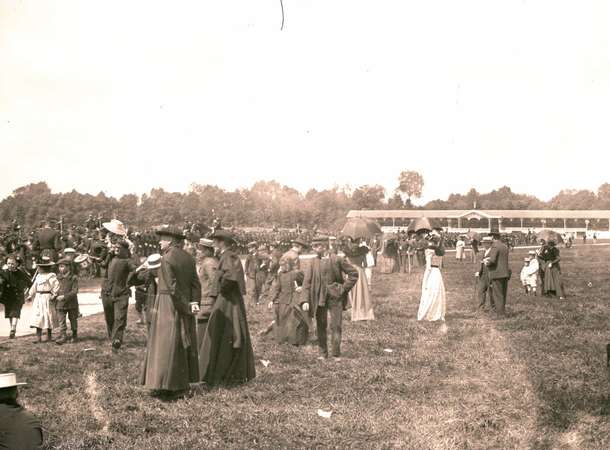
(347, 209, 610, 219)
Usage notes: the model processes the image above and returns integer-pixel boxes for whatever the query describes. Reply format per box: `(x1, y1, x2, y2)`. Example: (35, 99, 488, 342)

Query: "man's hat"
(63, 248, 76, 254)
(36, 256, 55, 267)
(488, 226, 501, 237)
(291, 238, 310, 248)
(74, 254, 89, 264)
(211, 230, 236, 244)
(524, 257, 531, 262)
(198, 238, 215, 249)
(311, 235, 330, 244)
(528, 250, 536, 255)
(0, 373, 27, 388)
(154, 225, 186, 239)
(481, 236, 493, 243)
(102, 219, 127, 236)
(146, 254, 162, 269)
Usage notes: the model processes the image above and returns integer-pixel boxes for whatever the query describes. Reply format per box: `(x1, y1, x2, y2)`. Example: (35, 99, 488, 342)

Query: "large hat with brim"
(211, 230, 236, 244)
(36, 256, 55, 267)
(528, 250, 536, 255)
(155, 225, 186, 239)
(0, 373, 27, 388)
(74, 254, 89, 264)
(291, 238, 309, 248)
(146, 253, 162, 269)
(102, 219, 127, 236)
(63, 248, 76, 254)
(198, 238, 215, 249)
(481, 236, 493, 243)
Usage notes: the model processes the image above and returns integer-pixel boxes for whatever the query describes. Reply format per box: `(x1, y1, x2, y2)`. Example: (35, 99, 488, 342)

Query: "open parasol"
(536, 229, 564, 243)
(466, 231, 481, 241)
(407, 217, 432, 234)
(340, 218, 382, 240)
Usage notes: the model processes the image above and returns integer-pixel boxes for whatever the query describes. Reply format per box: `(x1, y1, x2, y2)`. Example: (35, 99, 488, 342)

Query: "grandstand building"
(346, 209, 610, 237)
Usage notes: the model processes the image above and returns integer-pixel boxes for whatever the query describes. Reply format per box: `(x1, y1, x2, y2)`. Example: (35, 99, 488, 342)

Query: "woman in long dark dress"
(540, 240, 565, 299)
(268, 257, 308, 345)
(199, 231, 255, 386)
(1, 256, 31, 339)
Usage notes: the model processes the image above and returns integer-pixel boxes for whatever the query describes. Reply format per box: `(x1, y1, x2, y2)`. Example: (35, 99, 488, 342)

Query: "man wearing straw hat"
(0, 373, 43, 449)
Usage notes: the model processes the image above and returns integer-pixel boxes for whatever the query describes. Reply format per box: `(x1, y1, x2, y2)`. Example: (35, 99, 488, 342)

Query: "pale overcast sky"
(1, 0, 609, 205)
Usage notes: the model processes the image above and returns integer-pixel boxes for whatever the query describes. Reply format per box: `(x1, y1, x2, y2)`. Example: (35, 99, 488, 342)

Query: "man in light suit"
(485, 229, 510, 317)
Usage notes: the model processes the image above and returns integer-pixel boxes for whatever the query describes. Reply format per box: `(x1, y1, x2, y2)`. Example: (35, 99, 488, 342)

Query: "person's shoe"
(55, 335, 66, 345)
(9, 330, 16, 339)
(46, 331, 53, 343)
(33, 338, 42, 344)
(71, 332, 78, 343)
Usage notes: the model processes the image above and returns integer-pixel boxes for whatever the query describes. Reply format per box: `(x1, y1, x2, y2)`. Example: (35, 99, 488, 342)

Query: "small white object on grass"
(317, 409, 332, 419)
(383, 348, 394, 353)
(439, 323, 448, 334)
(260, 359, 270, 367)
(587, 282, 593, 287)
(82, 348, 95, 352)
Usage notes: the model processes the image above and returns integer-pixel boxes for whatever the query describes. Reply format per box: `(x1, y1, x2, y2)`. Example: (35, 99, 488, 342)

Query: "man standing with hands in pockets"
(484, 229, 510, 318)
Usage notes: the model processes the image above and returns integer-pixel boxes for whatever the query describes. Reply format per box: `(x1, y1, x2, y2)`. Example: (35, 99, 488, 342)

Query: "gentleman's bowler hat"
(155, 225, 186, 239)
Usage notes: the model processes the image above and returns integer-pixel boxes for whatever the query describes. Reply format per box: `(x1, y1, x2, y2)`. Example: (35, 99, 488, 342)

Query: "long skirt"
(349, 266, 375, 321)
(417, 268, 446, 321)
(199, 291, 256, 385)
(274, 303, 309, 345)
(543, 266, 565, 297)
(30, 293, 57, 330)
(141, 293, 199, 391)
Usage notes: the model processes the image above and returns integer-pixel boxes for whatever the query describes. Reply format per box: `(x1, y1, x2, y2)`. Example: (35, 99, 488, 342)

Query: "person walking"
(1, 256, 31, 339)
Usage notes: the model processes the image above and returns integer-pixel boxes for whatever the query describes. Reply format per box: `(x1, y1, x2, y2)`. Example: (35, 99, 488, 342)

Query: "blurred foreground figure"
(0, 373, 43, 449)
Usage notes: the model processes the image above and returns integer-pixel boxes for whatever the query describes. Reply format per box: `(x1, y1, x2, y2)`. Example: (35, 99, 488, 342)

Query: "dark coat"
(270, 269, 309, 345)
(0, 403, 43, 450)
(55, 273, 79, 310)
(487, 239, 510, 280)
(106, 256, 136, 298)
(302, 254, 359, 315)
(141, 246, 200, 391)
(36, 227, 61, 250)
(199, 249, 255, 385)
(0, 268, 30, 314)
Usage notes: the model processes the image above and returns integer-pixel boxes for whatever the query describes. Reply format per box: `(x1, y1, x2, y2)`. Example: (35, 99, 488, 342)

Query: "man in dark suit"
(33, 218, 61, 260)
(302, 235, 358, 360)
(475, 236, 494, 310)
(485, 229, 510, 317)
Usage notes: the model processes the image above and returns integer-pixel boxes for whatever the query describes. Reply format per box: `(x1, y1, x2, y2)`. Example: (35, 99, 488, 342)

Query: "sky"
(1, 0, 609, 205)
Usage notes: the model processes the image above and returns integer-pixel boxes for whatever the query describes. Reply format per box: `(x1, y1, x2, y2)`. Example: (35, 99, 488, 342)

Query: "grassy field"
(1, 245, 609, 449)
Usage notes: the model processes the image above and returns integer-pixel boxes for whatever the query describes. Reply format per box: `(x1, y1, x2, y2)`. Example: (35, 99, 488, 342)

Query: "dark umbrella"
(536, 229, 564, 243)
(340, 218, 383, 240)
(407, 217, 432, 234)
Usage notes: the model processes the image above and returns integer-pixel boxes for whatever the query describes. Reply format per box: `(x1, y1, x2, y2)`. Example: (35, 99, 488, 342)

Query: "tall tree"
(396, 171, 424, 204)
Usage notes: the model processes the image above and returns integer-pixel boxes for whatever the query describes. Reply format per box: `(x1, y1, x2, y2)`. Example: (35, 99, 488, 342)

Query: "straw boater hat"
(37, 256, 55, 267)
(311, 235, 329, 245)
(0, 373, 27, 388)
(102, 219, 127, 236)
(145, 254, 162, 269)
(154, 225, 186, 239)
(211, 230, 236, 244)
(198, 238, 215, 249)
(74, 254, 89, 264)
(63, 248, 76, 254)
(528, 250, 536, 255)
(481, 236, 493, 243)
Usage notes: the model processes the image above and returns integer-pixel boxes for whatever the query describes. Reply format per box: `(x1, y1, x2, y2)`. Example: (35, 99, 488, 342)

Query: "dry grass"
(1, 245, 610, 449)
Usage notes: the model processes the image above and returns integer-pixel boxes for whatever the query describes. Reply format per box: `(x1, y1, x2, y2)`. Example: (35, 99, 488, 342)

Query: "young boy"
(55, 258, 79, 344)
(520, 256, 538, 295)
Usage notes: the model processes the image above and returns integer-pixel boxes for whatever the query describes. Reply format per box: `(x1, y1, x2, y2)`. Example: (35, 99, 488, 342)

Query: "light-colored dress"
(29, 272, 60, 330)
(417, 249, 446, 321)
(455, 240, 465, 260)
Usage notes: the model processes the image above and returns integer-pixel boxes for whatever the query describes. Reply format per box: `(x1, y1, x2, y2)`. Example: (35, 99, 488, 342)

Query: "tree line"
(2, 175, 610, 231)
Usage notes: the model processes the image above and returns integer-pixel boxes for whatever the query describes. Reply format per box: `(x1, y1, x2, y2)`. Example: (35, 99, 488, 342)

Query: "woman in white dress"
(28, 257, 60, 343)
(417, 236, 446, 321)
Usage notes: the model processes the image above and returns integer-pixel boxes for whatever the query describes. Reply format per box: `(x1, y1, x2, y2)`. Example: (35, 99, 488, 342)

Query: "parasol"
(466, 231, 481, 241)
(340, 218, 382, 240)
(407, 217, 432, 234)
(536, 229, 564, 243)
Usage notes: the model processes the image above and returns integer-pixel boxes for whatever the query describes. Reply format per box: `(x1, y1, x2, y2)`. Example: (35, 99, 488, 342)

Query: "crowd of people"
(0, 214, 574, 447)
